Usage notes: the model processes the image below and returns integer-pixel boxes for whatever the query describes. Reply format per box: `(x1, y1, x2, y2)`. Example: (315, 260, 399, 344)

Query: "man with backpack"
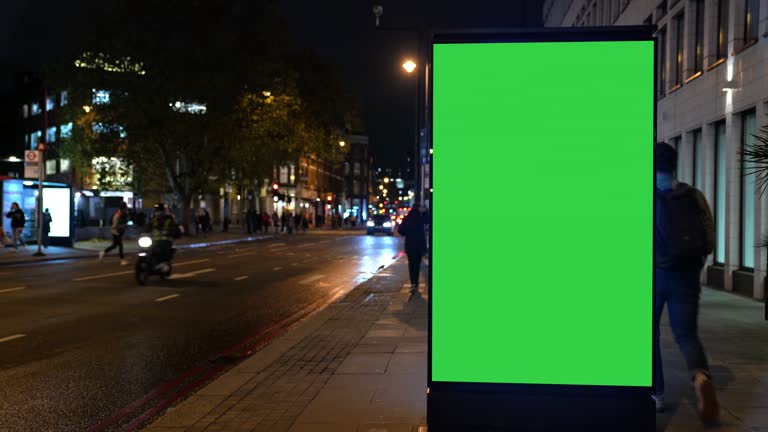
(653, 142, 718, 423)
(5, 202, 27, 252)
(99, 202, 129, 265)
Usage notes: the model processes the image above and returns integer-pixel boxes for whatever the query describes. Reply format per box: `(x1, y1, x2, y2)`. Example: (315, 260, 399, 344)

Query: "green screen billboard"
(431, 40, 654, 387)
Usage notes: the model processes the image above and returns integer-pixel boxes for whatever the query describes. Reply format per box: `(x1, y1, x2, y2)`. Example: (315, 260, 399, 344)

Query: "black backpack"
(655, 184, 710, 259)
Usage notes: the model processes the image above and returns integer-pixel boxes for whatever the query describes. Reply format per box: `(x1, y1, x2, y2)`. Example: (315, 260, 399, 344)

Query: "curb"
(0, 235, 277, 266)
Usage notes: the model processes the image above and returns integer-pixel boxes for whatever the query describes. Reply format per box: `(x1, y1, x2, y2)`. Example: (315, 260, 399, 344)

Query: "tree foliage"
(48, 0, 359, 230)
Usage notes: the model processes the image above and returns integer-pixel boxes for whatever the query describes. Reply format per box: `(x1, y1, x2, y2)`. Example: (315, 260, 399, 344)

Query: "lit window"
(46, 96, 55, 112)
(60, 158, 71, 173)
(93, 89, 111, 105)
(715, 122, 726, 264)
(31, 103, 41, 115)
(691, 0, 704, 73)
(741, 111, 756, 269)
(46, 159, 57, 175)
(60, 90, 68, 106)
(47, 126, 57, 144)
(22, 104, 28, 118)
(60, 122, 73, 138)
(672, 13, 684, 86)
(24, 133, 30, 147)
(30, 130, 42, 149)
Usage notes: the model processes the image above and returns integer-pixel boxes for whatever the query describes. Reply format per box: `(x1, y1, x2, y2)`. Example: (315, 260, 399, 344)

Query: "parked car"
(366, 215, 395, 236)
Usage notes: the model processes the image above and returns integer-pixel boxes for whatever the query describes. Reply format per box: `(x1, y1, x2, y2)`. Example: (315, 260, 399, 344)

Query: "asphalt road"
(0, 232, 402, 432)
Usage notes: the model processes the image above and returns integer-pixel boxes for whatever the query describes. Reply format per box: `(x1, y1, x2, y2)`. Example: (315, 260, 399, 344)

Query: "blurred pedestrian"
(398, 206, 427, 294)
(302, 213, 309, 233)
(246, 208, 256, 235)
(198, 208, 211, 237)
(281, 212, 288, 233)
(272, 211, 279, 233)
(262, 212, 270, 233)
(5, 202, 27, 252)
(653, 142, 718, 423)
(99, 202, 129, 265)
(42, 208, 52, 248)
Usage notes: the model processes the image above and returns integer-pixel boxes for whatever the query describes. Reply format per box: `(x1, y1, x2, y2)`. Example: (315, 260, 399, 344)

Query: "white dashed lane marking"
(299, 275, 325, 285)
(273, 267, 283, 271)
(234, 276, 248, 281)
(0, 334, 26, 343)
(0, 287, 26, 294)
(155, 294, 180, 302)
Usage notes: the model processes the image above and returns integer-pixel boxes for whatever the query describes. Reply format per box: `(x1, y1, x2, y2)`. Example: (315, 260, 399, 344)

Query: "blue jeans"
(653, 268, 710, 396)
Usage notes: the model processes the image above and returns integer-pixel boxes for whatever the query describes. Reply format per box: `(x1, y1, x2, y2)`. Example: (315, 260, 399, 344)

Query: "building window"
(353, 162, 361, 175)
(93, 89, 111, 105)
(692, 129, 702, 189)
(60, 122, 73, 139)
(46, 126, 57, 144)
(741, 111, 756, 269)
(716, 0, 729, 59)
(656, 0, 668, 20)
(60, 90, 68, 106)
(24, 133, 30, 147)
(743, 0, 759, 45)
(658, 27, 667, 96)
(672, 13, 684, 86)
(22, 104, 28, 118)
(30, 130, 42, 150)
(279, 166, 289, 184)
(353, 181, 360, 195)
(31, 103, 41, 116)
(692, 0, 704, 73)
(46, 96, 55, 112)
(46, 159, 57, 176)
(715, 121, 726, 264)
(60, 158, 71, 173)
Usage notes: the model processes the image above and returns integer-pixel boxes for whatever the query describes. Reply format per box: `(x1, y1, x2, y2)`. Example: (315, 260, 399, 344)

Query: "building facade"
(545, 0, 768, 299)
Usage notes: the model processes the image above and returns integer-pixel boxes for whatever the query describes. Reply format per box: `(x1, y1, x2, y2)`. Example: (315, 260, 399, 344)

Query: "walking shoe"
(694, 371, 719, 424)
(651, 394, 665, 413)
(98, 251, 105, 262)
(120, 259, 130, 266)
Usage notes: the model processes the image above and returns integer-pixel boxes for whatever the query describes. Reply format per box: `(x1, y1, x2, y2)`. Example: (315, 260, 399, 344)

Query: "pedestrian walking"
(301, 213, 309, 233)
(42, 208, 52, 248)
(262, 212, 270, 233)
(99, 202, 129, 265)
(199, 208, 211, 237)
(272, 211, 280, 233)
(653, 142, 719, 423)
(281, 212, 287, 233)
(5, 202, 27, 252)
(246, 208, 255, 235)
(398, 206, 428, 294)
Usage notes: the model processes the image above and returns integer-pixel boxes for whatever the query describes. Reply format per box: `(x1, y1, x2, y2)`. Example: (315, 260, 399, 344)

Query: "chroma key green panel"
(431, 40, 654, 387)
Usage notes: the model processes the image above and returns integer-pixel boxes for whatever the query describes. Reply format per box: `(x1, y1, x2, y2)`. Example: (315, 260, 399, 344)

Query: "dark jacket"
(6, 208, 25, 229)
(398, 210, 427, 253)
(654, 181, 714, 271)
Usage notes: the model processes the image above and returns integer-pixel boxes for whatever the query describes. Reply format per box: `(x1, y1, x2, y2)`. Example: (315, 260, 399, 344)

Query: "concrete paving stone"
(150, 395, 227, 428)
(394, 343, 426, 353)
(386, 353, 425, 375)
(288, 422, 358, 432)
(297, 390, 376, 422)
(353, 343, 398, 354)
(196, 371, 256, 396)
(356, 423, 416, 432)
(366, 328, 406, 338)
(337, 353, 391, 374)
(664, 400, 746, 432)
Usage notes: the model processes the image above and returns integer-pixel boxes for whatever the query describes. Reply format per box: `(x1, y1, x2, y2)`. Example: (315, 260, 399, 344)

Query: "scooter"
(135, 235, 175, 285)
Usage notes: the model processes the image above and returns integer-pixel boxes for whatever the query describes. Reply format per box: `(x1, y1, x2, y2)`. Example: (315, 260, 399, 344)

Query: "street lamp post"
(374, 7, 430, 210)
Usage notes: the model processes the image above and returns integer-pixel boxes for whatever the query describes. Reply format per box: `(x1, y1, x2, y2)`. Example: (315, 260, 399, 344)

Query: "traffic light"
(272, 183, 279, 192)
(326, 194, 333, 202)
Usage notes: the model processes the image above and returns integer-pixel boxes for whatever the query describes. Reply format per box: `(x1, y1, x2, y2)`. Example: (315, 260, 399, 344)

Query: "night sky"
(0, 1, 542, 171)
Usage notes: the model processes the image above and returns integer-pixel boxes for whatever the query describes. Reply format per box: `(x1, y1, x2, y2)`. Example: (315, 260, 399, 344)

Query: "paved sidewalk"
(143, 257, 428, 432)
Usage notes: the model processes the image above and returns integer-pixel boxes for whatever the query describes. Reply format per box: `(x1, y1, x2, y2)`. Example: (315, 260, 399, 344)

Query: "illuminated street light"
(384, 177, 390, 183)
(402, 60, 416, 73)
(83, 105, 92, 113)
(379, 185, 384, 190)
(339, 140, 346, 147)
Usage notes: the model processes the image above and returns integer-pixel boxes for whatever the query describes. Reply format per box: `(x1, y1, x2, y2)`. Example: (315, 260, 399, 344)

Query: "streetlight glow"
(83, 105, 92, 113)
(339, 140, 346, 147)
(402, 60, 417, 73)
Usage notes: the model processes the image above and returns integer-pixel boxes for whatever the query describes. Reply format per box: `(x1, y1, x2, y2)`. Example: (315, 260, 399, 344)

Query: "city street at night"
(0, 232, 401, 431)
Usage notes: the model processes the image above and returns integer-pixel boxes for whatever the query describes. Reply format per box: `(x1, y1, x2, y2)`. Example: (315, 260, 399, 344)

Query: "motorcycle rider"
(150, 203, 180, 271)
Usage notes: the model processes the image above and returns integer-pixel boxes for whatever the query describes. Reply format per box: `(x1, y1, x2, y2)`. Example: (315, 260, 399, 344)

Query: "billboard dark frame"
(427, 26, 657, 431)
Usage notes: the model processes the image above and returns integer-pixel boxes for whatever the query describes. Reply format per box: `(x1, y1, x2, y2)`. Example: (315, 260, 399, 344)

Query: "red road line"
(85, 364, 208, 432)
(121, 364, 229, 432)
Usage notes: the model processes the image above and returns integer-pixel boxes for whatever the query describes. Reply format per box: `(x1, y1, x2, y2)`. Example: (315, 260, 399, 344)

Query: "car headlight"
(366, 221, 375, 227)
(383, 222, 392, 228)
(138, 236, 153, 248)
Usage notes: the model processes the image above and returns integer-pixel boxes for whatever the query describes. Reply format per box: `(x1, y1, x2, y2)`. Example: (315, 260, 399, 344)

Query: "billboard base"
(428, 388, 654, 431)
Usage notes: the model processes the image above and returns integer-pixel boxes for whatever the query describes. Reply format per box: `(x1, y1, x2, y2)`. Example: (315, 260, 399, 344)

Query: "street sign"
(429, 28, 656, 431)
(24, 150, 40, 179)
